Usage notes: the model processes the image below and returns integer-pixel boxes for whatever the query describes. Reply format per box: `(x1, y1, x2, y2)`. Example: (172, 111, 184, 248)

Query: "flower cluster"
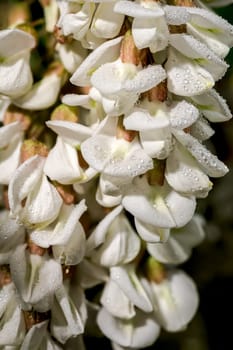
(0, 0, 232, 349)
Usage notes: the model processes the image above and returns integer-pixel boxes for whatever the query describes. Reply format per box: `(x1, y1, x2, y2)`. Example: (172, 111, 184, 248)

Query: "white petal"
(132, 17, 168, 52)
(62, 94, 91, 108)
(70, 36, 123, 86)
(164, 5, 190, 25)
(56, 40, 87, 74)
(86, 205, 123, 254)
(165, 48, 214, 96)
(11, 245, 63, 312)
(135, 218, 170, 243)
(149, 270, 199, 332)
(147, 215, 205, 264)
(186, 22, 230, 59)
(0, 53, 33, 98)
(165, 142, 212, 197)
(91, 2, 124, 38)
(190, 88, 232, 122)
(90, 213, 141, 266)
(31, 199, 86, 248)
(13, 74, 61, 110)
(124, 106, 169, 131)
(0, 121, 22, 148)
(22, 174, 62, 227)
(62, 3, 95, 40)
(0, 284, 25, 346)
(51, 285, 85, 343)
(101, 280, 135, 319)
(190, 116, 215, 141)
(111, 266, 153, 313)
(0, 211, 25, 264)
(81, 135, 153, 177)
(0, 29, 35, 58)
(169, 33, 228, 81)
(123, 177, 196, 228)
(44, 137, 83, 184)
(97, 307, 160, 348)
(52, 220, 86, 265)
(187, 7, 233, 57)
(0, 134, 22, 185)
(114, 1, 164, 18)
(173, 129, 229, 177)
(8, 155, 45, 218)
(169, 101, 199, 130)
(46, 120, 92, 146)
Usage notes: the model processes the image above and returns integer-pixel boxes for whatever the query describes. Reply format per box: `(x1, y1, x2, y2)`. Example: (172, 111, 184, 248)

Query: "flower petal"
(0, 29, 35, 59)
(97, 307, 160, 348)
(70, 36, 123, 87)
(101, 280, 135, 319)
(44, 137, 83, 184)
(169, 101, 199, 130)
(165, 48, 214, 96)
(189, 88, 232, 122)
(13, 74, 61, 110)
(91, 2, 124, 39)
(165, 142, 213, 197)
(8, 155, 45, 218)
(110, 266, 153, 313)
(169, 33, 228, 81)
(173, 129, 229, 177)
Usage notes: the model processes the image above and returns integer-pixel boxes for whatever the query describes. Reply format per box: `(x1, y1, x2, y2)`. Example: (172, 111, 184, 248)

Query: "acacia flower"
(0, 0, 232, 349)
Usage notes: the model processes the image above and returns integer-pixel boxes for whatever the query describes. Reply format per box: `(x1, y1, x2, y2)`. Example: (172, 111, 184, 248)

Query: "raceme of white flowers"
(0, 0, 232, 349)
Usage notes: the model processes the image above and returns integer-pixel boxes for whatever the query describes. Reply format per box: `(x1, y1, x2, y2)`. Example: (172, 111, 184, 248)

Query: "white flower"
(86, 205, 141, 266)
(45, 120, 97, 184)
(91, 1, 125, 39)
(0, 121, 23, 185)
(0, 29, 35, 98)
(189, 88, 232, 123)
(97, 307, 159, 348)
(70, 36, 123, 87)
(58, 2, 96, 41)
(8, 155, 63, 228)
(110, 265, 153, 313)
(90, 58, 166, 116)
(51, 284, 87, 344)
(56, 40, 88, 74)
(13, 72, 62, 110)
(0, 210, 25, 264)
(165, 142, 213, 198)
(143, 269, 199, 332)
(81, 116, 153, 178)
(0, 283, 25, 347)
(114, 0, 169, 53)
(30, 200, 87, 265)
(147, 215, 205, 265)
(186, 6, 233, 58)
(122, 176, 196, 232)
(10, 244, 63, 312)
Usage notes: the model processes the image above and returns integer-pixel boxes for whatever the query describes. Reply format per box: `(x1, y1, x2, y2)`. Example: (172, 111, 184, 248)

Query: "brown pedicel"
(4, 106, 32, 131)
(116, 116, 137, 142)
(20, 139, 49, 163)
(0, 265, 12, 287)
(120, 30, 148, 67)
(27, 238, 46, 256)
(54, 182, 77, 205)
(23, 310, 50, 331)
